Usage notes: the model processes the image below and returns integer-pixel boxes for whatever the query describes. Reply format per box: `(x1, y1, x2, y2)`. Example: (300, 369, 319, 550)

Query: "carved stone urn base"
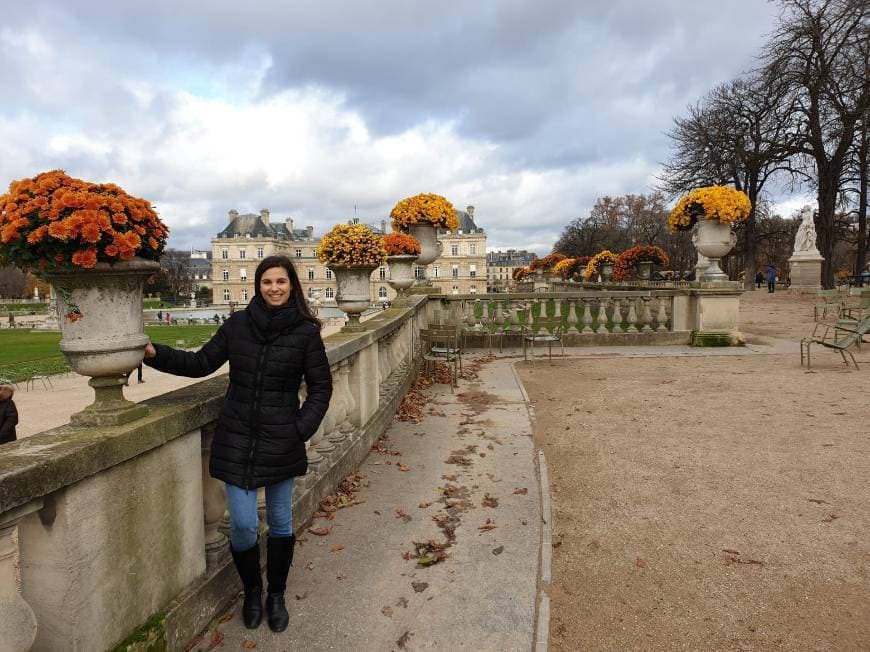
(70, 374, 148, 427)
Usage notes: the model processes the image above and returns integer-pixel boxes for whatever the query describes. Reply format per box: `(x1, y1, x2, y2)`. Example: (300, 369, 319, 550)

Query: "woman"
(0, 384, 18, 444)
(144, 255, 332, 632)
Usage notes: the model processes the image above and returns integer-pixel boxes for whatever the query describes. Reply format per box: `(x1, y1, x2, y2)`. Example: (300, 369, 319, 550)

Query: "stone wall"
(0, 296, 427, 652)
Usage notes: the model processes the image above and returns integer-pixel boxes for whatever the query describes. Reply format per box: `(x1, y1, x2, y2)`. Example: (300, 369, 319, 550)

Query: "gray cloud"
(2, 1, 783, 254)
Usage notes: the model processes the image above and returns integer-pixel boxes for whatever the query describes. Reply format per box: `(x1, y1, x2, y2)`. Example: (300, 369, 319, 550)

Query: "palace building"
(210, 206, 487, 306)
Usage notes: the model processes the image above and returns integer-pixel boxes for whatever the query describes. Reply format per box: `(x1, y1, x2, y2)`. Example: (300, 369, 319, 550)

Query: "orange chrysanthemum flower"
(71, 248, 98, 268)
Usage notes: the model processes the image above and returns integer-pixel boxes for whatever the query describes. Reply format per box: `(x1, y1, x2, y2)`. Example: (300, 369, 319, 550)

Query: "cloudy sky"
(1, 0, 811, 255)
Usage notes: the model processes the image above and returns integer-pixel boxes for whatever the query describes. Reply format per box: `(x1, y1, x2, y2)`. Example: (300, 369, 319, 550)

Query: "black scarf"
(246, 294, 305, 342)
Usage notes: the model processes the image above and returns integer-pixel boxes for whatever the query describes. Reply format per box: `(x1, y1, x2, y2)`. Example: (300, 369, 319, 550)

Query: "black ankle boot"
(231, 543, 263, 629)
(266, 535, 295, 632)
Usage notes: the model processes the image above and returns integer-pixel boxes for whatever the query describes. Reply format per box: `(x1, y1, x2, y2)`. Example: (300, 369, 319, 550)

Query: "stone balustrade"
(0, 296, 427, 652)
(0, 284, 741, 650)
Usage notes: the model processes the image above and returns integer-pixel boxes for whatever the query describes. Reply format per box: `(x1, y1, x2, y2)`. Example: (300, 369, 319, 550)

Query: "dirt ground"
(519, 289, 870, 651)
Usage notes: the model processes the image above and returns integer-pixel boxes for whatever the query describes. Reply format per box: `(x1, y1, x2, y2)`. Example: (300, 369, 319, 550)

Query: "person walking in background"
(0, 384, 18, 444)
(143, 255, 332, 633)
(766, 264, 777, 293)
(755, 271, 763, 289)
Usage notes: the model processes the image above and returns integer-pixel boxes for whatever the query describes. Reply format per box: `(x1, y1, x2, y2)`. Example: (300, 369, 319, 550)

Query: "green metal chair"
(801, 316, 870, 371)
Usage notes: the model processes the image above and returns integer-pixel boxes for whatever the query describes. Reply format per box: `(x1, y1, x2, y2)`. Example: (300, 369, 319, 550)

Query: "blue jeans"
(225, 478, 295, 551)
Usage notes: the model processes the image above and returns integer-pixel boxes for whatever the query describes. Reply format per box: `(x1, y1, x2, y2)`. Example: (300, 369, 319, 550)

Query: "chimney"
(306, 226, 314, 238)
(285, 217, 294, 232)
(228, 209, 239, 221)
(381, 219, 387, 234)
(260, 208, 270, 224)
(466, 205, 475, 219)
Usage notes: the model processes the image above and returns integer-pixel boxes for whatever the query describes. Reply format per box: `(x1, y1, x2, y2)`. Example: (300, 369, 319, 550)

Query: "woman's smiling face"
(259, 266, 292, 306)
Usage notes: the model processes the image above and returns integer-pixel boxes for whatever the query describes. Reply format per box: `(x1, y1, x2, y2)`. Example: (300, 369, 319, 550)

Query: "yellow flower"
(668, 185, 751, 232)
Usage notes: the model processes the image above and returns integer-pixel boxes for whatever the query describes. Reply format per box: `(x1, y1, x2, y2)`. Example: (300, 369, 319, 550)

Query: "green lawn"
(1, 303, 47, 314)
(0, 325, 220, 382)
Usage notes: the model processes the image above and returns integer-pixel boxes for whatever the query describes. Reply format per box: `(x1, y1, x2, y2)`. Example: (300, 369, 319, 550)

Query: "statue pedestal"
(788, 254, 823, 291)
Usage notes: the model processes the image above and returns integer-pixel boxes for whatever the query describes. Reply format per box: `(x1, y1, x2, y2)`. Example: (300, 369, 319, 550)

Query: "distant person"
(0, 384, 18, 445)
(755, 271, 763, 289)
(157, 310, 163, 321)
(213, 314, 220, 324)
(164, 312, 171, 324)
(143, 256, 332, 633)
(766, 264, 776, 293)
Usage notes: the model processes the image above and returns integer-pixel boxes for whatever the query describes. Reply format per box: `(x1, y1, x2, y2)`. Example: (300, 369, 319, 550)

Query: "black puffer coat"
(145, 296, 332, 488)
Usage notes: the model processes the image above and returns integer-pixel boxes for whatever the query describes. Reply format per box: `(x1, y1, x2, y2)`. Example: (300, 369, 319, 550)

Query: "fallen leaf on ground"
(418, 501, 432, 508)
(382, 606, 393, 618)
(330, 544, 345, 553)
(482, 493, 499, 508)
(478, 519, 497, 532)
(721, 548, 740, 555)
(295, 592, 308, 600)
(411, 581, 429, 593)
(396, 508, 412, 522)
(396, 597, 409, 608)
(635, 557, 645, 568)
(397, 631, 413, 649)
(308, 526, 332, 536)
(513, 487, 528, 495)
(492, 545, 504, 555)
(398, 463, 411, 472)
(217, 611, 233, 624)
(242, 640, 257, 649)
(207, 630, 224, 650)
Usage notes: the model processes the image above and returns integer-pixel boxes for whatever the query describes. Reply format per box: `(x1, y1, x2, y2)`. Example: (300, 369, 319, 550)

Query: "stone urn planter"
(386, 254, 418, 303)
(601, 263, 614, 282)
(408, 224, 442, 286)
(693, 219, 736, 281)
(333, 266, 376, 331)
(49, 257, 160, 426)
(637, 260, 653, 280)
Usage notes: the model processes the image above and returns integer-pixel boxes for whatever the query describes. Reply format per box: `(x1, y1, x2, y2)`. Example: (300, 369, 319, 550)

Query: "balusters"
(566, 299, 578, 333)
(656, 297, 670, 331)
(0, 501, 42, 651)
(580, 299, 593, 333)
(626, 298, 637, 332)
(201, 424, 228, 566)
(640, 297, 654, 332)
(611, 298, 624, 333)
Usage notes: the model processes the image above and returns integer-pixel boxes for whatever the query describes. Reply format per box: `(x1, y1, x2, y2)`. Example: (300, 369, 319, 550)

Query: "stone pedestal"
(788, 255, 823, 291)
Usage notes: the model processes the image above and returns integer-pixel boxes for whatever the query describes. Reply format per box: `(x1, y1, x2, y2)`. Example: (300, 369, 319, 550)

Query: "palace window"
(470, 285, 477, 294)
(469, 264, 476, 278)
(256, 247, 264, 258)
(222, 269, 229, 281)
(452, 265, 459, 278)
(239, 268, 247, 281)
(433, 266, 440, 278)
(469, 243, 476, 255)
(241, 289, 248, 301)
(379, 267, 386, 280)
(452, 285, 459, 295)
(325, 287, 334, 299)
(451, 244, 459, 256)
(221, 248, 228, 260)
(325, 269, 333, 280)
(308, 267, 314, 280)
(414, 267, 424, 278)
(378, 287, 388, 299)
(238, 249, 246, 259)
(295, 249, 302, 257)
(223, 289, 230, 301)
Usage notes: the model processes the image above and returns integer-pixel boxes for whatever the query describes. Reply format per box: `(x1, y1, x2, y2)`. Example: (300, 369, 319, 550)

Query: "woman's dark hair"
(254, 255, 322, 328)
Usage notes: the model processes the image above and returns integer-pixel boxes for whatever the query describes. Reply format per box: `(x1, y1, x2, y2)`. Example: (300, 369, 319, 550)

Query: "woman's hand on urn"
(144, 342, 156, 359)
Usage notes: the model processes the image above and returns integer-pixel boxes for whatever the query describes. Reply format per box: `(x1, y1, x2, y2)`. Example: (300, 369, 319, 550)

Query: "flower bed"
(668, 185, 751, 232)
(584, 250, 619, 280)
(390, 193, 458, 231)
(382, 232, 421, 256)
(613, 245, 670, 281)
(317, 223, 387, 268)
(0, 170, 168, 273)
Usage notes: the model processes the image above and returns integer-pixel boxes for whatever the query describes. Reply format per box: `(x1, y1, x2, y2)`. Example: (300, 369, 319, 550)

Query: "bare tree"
(159, 249, 194, 301)
(659, 74, 798, 288)
(762, 0, 870, 287)
(0, 266, 27, 298)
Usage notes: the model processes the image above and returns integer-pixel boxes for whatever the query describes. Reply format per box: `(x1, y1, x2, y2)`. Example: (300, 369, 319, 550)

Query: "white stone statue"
(794, 205, 819, 255)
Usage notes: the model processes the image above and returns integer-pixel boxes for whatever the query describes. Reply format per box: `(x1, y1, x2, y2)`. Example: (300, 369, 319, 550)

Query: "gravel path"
(519, 289, 870, 651)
